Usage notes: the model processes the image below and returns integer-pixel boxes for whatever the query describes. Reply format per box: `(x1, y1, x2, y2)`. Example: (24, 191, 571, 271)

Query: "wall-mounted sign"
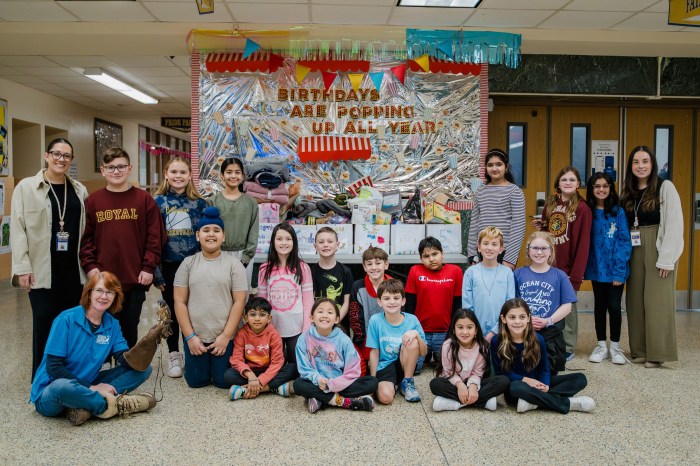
(161, 117, 191, 133)
(669, 0, 700, 27)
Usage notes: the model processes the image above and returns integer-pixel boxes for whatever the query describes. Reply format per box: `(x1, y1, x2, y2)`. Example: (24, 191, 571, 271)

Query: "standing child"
(80, 147, 165, 348)
(585, 173, 632, 365)
(173, 207, 248, 388)
(514, 232, 577, 375)
(226, 297, 298, 400)
(258, 222, 313, 364)
(462, 227, 515, 342)
(294, 298, 378, 413)
(310, 227, 354, 329)
(405, 237, 463, 372)
(429, 309, 509, 412)
(154, 156, 208, 378)
(491, 298, 595, 414)
(349, 246, 391, 376)
(367, 279, 427, 404)
(208, 157, 259, 284)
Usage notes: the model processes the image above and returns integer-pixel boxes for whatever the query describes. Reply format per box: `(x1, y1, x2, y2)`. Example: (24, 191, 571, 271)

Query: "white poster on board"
(591, 140, 618, 182)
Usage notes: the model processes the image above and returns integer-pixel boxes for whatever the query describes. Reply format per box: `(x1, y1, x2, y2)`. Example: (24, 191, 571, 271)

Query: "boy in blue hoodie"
(293, 298, 378, 414)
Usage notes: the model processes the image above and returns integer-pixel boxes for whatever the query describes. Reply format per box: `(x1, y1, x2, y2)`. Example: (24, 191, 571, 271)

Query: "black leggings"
(115, 286, 147, 348)
(591, 281, 624, 342)
(160, 261, 182, 353)
(293, 376, 378, 404)
(429, 375, 510, 408)
(282, 334, 301, 365)
(223, 363, 298, 389)
(506, 373, 587, 414)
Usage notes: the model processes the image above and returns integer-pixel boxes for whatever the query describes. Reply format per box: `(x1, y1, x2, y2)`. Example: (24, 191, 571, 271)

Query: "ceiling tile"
(539, 11, 634, 29)
(46, 56, 121, 68)
(123, 67, 186, 77)
(645, 1, 669, 13)
(228, 0, 306, 3)
(229, 3, 310, 23)
(57, 1, 157, 22)
(389, 6, 474, 26)
(312, 0, 395, 4)
(107, 56, 178, 67)
(565, 0, 657, 12)
(27, 83, 69, 92)
(142, 76, 191, 85)
(169, 56, 191, 67)
(11, 66, 82, 76)
(479, 0, 569, 9)
(465, 9, 554, 27)
(312, 5, 392, 24)
(155, 84, 190, 92)
(0, 1, 78, 21)
(0, 56, 59, 67)
(41, 75, 91, 85)
(613, 12, 685, 31)
(143, 1, 234, 22)
(60, 82, 110, 92)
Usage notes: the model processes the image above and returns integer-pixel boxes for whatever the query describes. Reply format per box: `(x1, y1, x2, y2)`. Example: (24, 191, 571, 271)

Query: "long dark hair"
(586, 172, 620, 218)
(261, 222, 303, 285)
(435, 309, 490, 378)
(620, 145, 660, 213)
(484, 148, 515, 184)
(497, 298, 541, 374)
(220, 157, 247, 193)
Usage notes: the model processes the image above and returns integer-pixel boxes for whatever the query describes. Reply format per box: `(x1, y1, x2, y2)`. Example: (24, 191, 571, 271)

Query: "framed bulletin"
(94, 118, 123, 172)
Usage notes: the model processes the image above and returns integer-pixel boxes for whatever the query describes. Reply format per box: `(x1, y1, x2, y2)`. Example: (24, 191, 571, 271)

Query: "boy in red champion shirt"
(80, 147, 165, 348)
(405, 236, 463, 374)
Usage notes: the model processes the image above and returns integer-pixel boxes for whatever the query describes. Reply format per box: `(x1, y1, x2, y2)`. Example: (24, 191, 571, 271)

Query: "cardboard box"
(426, 224, 463, 254)
(354, 224, 390, 254)
(390, 224, 426, 255)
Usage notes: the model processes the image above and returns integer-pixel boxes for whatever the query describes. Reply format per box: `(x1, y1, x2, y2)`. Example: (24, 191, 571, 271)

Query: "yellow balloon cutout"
(348, 73, 364, 92)
(415, 54, 430, 72)
(296, 65, 311, 84)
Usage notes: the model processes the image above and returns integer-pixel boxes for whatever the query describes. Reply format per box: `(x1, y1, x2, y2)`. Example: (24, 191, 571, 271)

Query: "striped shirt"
(467, 183, 526, 266)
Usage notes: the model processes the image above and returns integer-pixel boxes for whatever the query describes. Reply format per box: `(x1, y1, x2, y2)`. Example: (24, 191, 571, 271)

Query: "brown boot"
(66, 408, 91, 426)
(96, 393, 156, 419)
(123, 320, 172, 371)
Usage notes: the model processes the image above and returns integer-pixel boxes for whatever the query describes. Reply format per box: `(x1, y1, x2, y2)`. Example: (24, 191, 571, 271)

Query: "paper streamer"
(243, 38, 261, 59)
(348, 73, 364, 92)
(414, 54, 430, 72)
(296, 64, 311, 84)
(369, 71, 384, 91)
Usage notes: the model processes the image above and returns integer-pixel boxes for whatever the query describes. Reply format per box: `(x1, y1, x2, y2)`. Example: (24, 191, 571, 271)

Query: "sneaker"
(517, 399, 538, 413)
(167, 351, 183, 378)
(116, 393, 156, 416)
(349, 395, 375, 411)
(569, 396, 596, 412)
(272, 381, 294, 397)
(307, 398, 322, 414)
(631, 357, 647, 364)
(400, 378, 421, 402)
(565, 352, 575, 362)
(66, 408, 91, 426)
(484, 397, 497, 411)
(433, 396, 461, 412)
(588, 344, 609, 363)
(644, 361, 663, 368)
(610, 346, 630, 365)
(229, 385, 246, 401)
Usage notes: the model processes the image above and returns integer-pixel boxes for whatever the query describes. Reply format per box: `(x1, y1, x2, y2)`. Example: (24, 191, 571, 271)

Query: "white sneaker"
(610, 346, 629, 365)
(167, 351, 183, 378)
(517, 399, 538, 413)
(484, 397, 497, 411)
(432, 396, 461, 412)
(588, 344, 609, 363)
(569, 396, 596, 412)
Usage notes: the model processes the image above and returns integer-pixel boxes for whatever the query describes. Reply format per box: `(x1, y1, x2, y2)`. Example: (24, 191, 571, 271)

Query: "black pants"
(115, 286, 147, 348)
(282, 334, 301, 365)
(223, 363, 298, 389)
(293, 376, 378, 404)
(28, 284, 83, 378)
(429, 375, 510, 408)
(537, 322, 566, 375)
(507, 373, 587, 414)
(160, 261, 182, 352)
(591, 281, 624, 342)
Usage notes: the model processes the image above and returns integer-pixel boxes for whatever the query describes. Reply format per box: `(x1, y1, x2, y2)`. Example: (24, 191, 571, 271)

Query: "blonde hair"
(544, 166, 583, 224)
(477, 226, 504, 247)
(525, 231, 556, 265)
(155, 156, 203, 200)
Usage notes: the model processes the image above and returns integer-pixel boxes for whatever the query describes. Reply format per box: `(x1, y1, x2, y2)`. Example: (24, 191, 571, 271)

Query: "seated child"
(429, 309, 509, 411)
(226, 297, 298, 400)
(367, 279, 427, 404)
(294, 298, 378, 413)
(491, 298, 595, 414)
(349, 246, 391, 376)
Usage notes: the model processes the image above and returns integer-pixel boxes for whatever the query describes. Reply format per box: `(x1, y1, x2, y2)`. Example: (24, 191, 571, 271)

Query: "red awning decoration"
(408, 58, 481, 76)
(297, 59, 370, 73)
(205, 51, 273, 73)
(298, 136, 372, 163)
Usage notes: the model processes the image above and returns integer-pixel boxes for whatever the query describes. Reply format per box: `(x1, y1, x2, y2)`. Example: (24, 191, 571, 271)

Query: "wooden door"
(692, 110, 700, 308)
(488, 105, 547, 267)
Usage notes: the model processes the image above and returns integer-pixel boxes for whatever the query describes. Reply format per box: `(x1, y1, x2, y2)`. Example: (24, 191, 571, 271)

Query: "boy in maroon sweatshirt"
(224, 297, 298, 400)
(80, 147, 165, 348)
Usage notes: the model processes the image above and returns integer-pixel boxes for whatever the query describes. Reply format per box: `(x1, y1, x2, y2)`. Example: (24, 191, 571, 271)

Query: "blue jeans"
(34, 365, 152, 417)
(416, 332, 446, 374)
(183, 340, 233, 389)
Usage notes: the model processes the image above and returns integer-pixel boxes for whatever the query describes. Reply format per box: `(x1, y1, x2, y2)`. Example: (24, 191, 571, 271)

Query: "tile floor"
(0, 287, 698, 465)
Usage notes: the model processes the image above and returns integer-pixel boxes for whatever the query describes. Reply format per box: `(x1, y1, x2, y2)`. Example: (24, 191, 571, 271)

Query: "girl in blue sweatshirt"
(584, 173, 632, 365)
(491, 298, 595, 414)
(154, 157, 207, 378)
(293, 298, 378, 413)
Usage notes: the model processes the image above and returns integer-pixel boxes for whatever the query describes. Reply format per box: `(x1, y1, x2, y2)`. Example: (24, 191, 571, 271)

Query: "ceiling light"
(83, 68, 158, 105)
(398, 0, 482, 7)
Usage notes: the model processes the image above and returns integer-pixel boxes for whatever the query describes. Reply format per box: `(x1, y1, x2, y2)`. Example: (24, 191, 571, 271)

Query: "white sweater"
(656, 180, 684, 270)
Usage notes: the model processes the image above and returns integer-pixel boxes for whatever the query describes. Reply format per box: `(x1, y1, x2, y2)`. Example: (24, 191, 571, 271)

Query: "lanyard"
(44, 175, 68, 232)
(633, 195, 643, 229)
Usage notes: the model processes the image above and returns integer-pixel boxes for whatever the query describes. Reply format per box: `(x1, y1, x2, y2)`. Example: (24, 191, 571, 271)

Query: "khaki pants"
(563, 301, 578, 354)
(625, 225, 678, 362)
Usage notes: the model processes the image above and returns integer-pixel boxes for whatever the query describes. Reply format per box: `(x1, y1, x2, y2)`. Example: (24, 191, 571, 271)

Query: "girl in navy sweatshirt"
(584, 173, 632, 365)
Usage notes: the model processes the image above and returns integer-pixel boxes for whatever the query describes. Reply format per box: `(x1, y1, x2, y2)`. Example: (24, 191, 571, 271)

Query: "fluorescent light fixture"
(83, 68, 158, 105)
(398, 0, 482, 6)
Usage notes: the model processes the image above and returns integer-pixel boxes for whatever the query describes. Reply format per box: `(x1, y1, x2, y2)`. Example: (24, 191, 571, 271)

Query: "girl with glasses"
(11, 138, 88, 379)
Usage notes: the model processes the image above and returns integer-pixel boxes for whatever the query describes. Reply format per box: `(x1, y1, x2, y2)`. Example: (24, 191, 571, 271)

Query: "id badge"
(56, 232, 69, 251)
(630, 230, 641, 247)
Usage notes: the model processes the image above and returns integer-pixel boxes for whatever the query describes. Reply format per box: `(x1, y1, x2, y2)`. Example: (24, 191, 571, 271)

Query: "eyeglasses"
(48, 150, 74, 161)
(246, 311, 270, 319)
(92, 288, 115, 298)
(528, 246, 551, 252)
(102, 164, 129, 173)
(593, 184, 610, 189)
